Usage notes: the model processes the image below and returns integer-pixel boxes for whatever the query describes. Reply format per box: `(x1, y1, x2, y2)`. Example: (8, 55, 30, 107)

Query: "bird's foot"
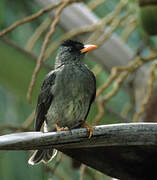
(55, 123, 69, 131)
(81, 120, 93, 139)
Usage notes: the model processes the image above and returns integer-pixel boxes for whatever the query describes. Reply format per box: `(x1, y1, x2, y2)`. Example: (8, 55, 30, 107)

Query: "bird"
(28, 39, 97, 165)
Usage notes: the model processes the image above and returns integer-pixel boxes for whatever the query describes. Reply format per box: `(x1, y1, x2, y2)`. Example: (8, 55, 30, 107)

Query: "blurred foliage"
(0, 39, 49, 104)
(139, 5, 157, 35)
(0, 0, 157, 179)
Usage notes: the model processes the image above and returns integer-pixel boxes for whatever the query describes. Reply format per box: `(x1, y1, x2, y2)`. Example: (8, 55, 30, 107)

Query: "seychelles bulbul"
(28, 39, 97, 165)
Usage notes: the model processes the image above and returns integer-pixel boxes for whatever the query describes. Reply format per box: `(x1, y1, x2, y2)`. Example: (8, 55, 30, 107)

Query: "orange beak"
(81, 44, 97, 53)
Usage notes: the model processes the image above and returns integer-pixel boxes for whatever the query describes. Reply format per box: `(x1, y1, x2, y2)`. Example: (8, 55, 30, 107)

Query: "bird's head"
(55, 39, 97, 68)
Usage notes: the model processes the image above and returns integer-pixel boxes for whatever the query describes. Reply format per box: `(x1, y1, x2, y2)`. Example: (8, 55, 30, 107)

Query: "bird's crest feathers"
(61, 39, 84, 51)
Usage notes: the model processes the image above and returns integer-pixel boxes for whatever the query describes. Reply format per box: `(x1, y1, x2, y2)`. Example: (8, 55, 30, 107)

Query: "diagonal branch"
(0, 1, 63, 37)
(27, 0, 74, 103)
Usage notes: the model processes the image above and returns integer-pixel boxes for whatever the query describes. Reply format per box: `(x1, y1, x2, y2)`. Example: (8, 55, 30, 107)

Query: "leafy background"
(0, 0, 157, 179)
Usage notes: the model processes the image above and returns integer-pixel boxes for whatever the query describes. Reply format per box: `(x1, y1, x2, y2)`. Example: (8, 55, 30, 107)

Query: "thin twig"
(93, 99, 105, 125)
(121, 103, 134, 118)
(93, 98, 128, 125)
(103, 72, 128, 101)
(95, 53, 157, 123)
(97, 54, 157, 98)
(97, 7, 131, 46)
(0, 111, 35, 134)
(45, 0, 129, 60)
(0, 1, 63, 37)
(100, 55, 157, 102)
(25, 17, 52, 52)
(45, 24, 98, 60)
(0, 124, 29, 132)
(121, 18, 137, 42)
(96, 67, 124, 98)
(27, 0, 72, 103)
(92, 64, 103, 77)
(80, 164, 87, 180)
(87, 0, 129, 44)
(88, 0, 108, 10)
(22, 110, 35, 129)
(133, 63, 157, 122)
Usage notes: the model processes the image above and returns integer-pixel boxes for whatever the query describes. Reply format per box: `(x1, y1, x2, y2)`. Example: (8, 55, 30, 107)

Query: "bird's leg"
(55, 123, 69, 131)
(81, 120, 93, 139)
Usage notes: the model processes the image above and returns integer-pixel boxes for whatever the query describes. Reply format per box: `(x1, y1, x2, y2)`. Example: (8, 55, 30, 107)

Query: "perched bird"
(28, 39, 97, 165)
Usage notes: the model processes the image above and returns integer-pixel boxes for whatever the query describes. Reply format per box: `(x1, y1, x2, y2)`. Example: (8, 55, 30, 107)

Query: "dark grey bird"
(28, 39, 97, 165)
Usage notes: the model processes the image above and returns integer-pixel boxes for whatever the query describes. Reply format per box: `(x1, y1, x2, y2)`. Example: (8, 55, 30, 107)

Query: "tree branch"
(0, 123, 157, 150)
(1, 123, 157, 179)
(0, 1, 63, 37)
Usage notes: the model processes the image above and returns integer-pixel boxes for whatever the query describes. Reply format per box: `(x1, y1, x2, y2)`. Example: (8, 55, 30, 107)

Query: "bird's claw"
(55, 124, 69, 131)
(81, 120, 93, 139)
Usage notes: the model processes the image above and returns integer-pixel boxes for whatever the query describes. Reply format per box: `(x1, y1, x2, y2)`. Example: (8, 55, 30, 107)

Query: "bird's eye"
(76, 44, 83, 50)
(68, 47, 73, 52)
(68, 46, 79, 53)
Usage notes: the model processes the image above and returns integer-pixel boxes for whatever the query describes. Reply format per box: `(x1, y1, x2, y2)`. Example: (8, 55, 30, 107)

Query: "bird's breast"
(46, 64, 95, 129)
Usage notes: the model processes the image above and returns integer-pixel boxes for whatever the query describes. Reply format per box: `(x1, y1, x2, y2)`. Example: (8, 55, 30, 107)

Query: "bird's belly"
(46, 94, 89, 130)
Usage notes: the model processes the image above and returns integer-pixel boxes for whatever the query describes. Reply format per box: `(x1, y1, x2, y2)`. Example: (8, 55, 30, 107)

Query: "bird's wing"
(84, 71, 96, 120)
(35, 71, 56, 131)
(90, 71, 96, 103)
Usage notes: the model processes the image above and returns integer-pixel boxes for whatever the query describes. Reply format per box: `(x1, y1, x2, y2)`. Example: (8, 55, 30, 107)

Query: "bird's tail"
(28, 149, 57, 165)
